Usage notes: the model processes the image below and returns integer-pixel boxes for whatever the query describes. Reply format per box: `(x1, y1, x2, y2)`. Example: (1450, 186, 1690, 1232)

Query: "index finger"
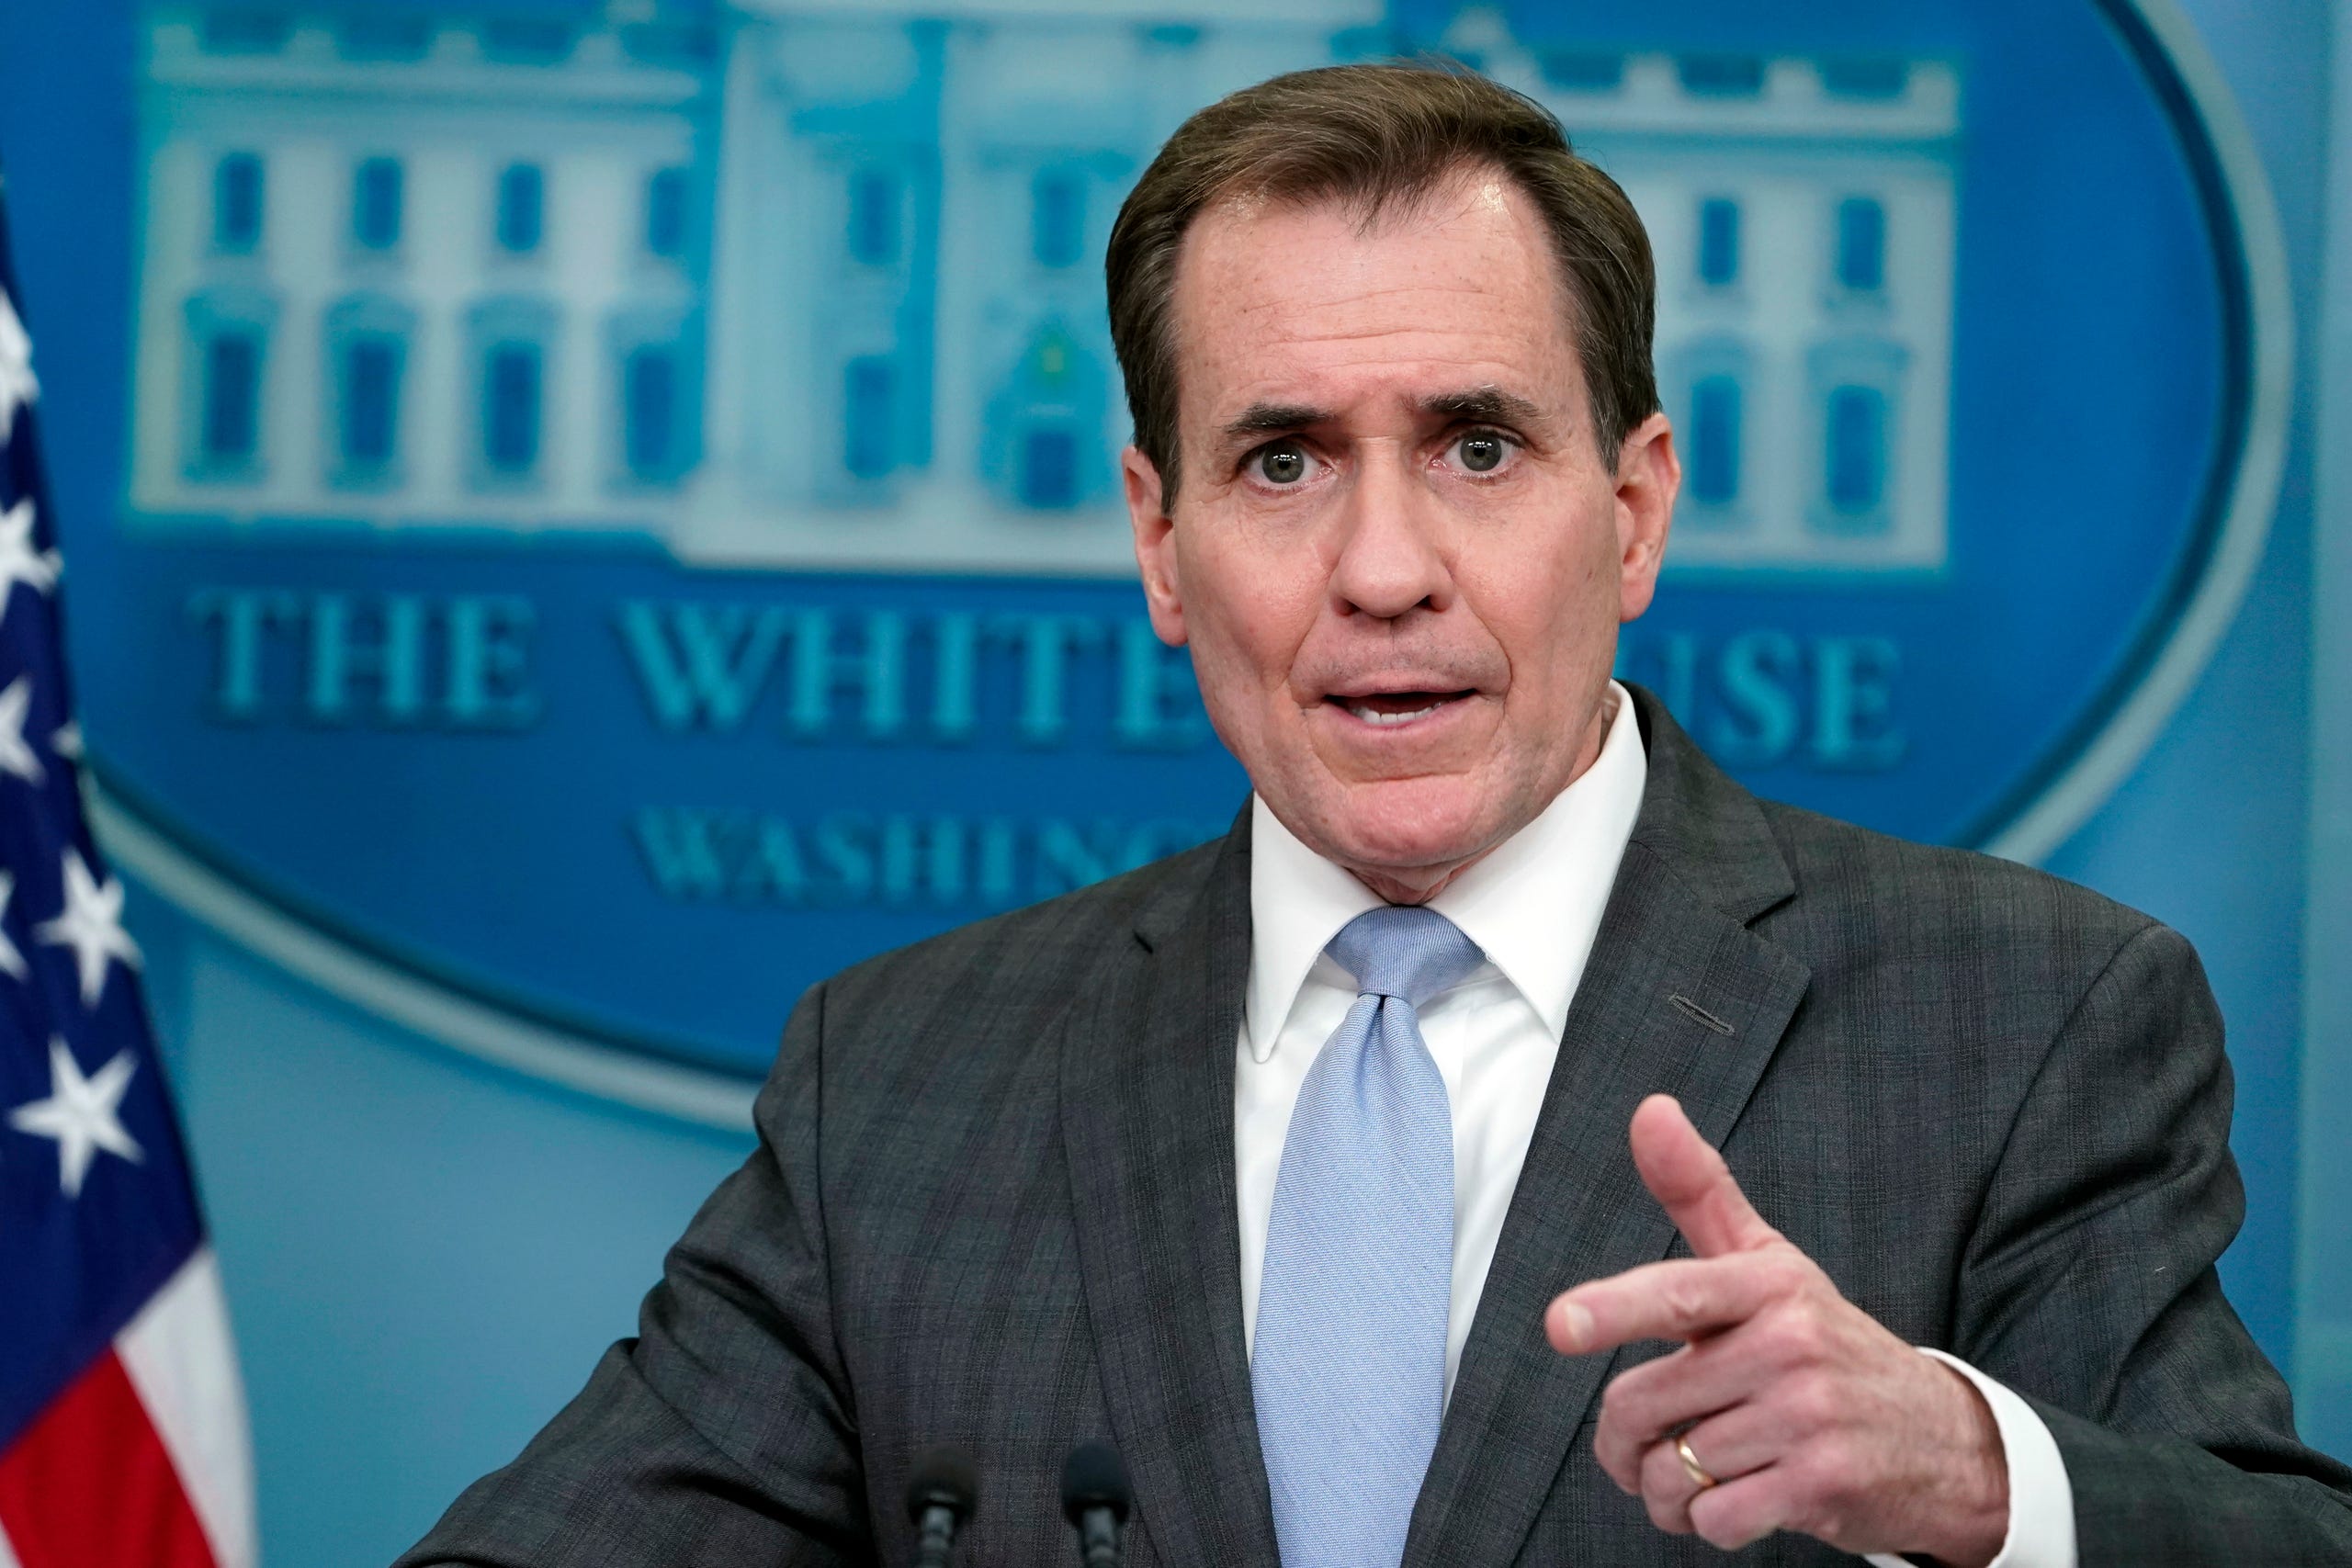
(1546, 1253, 1787, 1356)
(1629, 1094, 1781, 1258)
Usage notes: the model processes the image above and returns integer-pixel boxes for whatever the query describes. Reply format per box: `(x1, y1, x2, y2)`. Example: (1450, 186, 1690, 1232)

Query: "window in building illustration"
(1697, 198, 1739, 288)
(353, 157, 403, 251)
(336, 14, 432, 61)
(481, 17, 575, 63)
(1537, 50, 1623, 91)
(484, 343, 542, 474)
(1033, 171, 1084, 269)
(1679, 54, 1766, 96)
(620, 21, 717, 66)
(497, 164, 543, 254)
(214, 152, 265, 253)
(1836, 197, 1886, 292)
(200, 10, 291, 53)
(1821, 58, 1908, 98)
(183, 289, 276, 479)
(844, 356, 895, 479)
(1667, 335, 1751, 531)
(987, 322, 1103, 511)
(1824, 385, 1888, 523)
(848, 171, 899, 267)
(607, 309, 702, 488)
(1689, 376, 1742, 506)
(625, 347, 675, 478)
(340, 336, 401, 470)
(202, 333, 262, 463)
(466, 298, 555, 488)
(1804, 337, 1907, 545)
(646, 168, 688, 259)
(325, 295, 414, 486)
(1020, 428, 1080, 509)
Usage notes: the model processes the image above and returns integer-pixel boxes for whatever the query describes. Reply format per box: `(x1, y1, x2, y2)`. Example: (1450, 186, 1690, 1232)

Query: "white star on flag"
(0, 495, 58, 626)
(0, 673, 46, 785)
(8, 1037, 142, 1199)
(35, 847, 142, 1007)
(0, 285, 37, 443)
(51, 717, 82, 760)
(0, 868, 28, 980)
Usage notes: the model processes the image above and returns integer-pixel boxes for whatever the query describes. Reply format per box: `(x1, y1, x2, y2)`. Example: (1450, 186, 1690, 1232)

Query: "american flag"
(0, 185, 254, 1567)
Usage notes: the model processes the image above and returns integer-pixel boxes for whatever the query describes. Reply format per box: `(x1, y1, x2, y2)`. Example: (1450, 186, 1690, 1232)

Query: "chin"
(1311, 776, 1509, 875)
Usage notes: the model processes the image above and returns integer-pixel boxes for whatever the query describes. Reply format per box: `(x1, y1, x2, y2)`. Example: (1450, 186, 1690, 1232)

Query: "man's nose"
(1329, 447, 1453, 620)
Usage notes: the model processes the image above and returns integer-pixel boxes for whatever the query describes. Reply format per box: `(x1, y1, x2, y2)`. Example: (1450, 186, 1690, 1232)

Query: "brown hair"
(1105, 62, 1659, 499)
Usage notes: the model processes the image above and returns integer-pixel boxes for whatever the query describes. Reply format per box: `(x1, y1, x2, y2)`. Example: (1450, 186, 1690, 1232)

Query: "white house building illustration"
(127, 1, 1959, 576)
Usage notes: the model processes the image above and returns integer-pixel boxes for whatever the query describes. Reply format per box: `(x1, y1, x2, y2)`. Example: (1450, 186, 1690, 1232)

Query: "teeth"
(1347, 702, 1442, 727)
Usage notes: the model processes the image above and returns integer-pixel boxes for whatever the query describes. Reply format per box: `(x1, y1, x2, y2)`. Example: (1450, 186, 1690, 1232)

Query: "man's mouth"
(1327, 690, 1476, 728)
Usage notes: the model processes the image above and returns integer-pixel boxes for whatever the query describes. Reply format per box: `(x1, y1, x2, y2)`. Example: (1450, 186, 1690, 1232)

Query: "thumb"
(1628, 1094, 1780, 1258)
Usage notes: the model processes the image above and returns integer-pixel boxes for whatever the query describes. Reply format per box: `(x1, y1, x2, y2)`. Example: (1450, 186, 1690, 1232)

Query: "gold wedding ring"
(1675, 1434, 1719, 1492)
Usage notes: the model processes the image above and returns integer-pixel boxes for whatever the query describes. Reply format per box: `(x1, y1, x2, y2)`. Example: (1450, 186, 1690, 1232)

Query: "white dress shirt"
(1234, 682, 2077, 1568)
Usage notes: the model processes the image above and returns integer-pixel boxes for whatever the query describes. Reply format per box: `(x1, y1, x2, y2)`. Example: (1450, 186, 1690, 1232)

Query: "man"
(401, 64, 2352, 1566)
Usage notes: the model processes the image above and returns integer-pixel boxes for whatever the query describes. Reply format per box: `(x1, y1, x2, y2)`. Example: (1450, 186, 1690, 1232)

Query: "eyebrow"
(1419, 386, 1548, 429)
(1215, 388, 1550, 449)
(1219, 402, 1330, 445)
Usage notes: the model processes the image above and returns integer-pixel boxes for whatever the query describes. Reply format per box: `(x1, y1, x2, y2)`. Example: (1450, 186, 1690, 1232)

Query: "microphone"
(905, 1447, 979, 1568)
(1059, 1440, 1131, 1568)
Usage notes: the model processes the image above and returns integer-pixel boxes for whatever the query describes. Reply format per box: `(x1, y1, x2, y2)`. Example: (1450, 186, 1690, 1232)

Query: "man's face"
(1125, 169, 1679, 897)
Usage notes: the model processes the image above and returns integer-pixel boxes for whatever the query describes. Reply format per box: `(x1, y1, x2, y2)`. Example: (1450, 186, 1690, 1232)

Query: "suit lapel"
(1061, 819, 1281, 1568)
(1404, 693, 1814, 1568)
(1058, 692, 1811, 1568)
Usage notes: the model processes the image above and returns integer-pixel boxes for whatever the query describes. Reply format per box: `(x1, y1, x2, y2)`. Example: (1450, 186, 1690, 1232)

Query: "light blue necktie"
(1252, 905, 1487, 1568)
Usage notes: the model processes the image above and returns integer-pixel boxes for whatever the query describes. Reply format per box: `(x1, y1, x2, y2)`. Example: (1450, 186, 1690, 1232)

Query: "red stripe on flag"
(0, 1350, 219, 1568)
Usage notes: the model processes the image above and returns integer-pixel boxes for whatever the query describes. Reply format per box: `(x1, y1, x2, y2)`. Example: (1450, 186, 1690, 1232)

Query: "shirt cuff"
(1860, 1348, 2078, 1568)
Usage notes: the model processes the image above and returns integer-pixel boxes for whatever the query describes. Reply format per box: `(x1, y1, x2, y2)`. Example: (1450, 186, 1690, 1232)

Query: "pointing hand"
(1544, 1096, 2008, 1564)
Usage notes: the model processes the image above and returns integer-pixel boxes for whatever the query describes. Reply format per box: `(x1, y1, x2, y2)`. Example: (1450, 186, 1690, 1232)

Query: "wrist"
(1914, 1365, 2010, 1568)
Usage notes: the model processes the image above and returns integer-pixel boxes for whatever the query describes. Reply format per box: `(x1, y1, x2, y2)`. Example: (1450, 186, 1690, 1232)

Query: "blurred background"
(0, 0, 2346, 1562)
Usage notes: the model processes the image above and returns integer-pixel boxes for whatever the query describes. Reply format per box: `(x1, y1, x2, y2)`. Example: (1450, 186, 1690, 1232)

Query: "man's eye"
(1455, 430, 1510, 473)
(1255, 441, 1310, 485)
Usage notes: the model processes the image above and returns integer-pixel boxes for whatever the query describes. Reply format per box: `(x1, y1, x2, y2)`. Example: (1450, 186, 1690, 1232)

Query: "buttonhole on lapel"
(1668, 994, 1735, 1035)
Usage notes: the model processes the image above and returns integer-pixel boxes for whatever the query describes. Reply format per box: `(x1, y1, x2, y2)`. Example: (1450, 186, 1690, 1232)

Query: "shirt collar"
(1245, 681, 1649, 1062)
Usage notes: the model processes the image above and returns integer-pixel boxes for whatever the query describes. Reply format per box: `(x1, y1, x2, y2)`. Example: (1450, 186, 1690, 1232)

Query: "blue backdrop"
(0, 1, 2344, 1562)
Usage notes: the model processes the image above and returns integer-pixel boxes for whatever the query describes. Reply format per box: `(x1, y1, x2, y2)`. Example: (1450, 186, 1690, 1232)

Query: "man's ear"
(1125, 445, 1188, 648)
(1612, 411, 1679, 623)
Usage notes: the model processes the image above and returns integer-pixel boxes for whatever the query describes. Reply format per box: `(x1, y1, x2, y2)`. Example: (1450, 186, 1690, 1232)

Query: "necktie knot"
(1326, 905, 1486, 1010)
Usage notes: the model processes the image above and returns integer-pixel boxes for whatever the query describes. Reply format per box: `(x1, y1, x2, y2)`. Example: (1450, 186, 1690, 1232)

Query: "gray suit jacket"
(401, 688, 2352, 1566)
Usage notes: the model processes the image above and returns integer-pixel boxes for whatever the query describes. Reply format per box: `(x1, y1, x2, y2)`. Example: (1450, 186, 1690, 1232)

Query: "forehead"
(1168, 172, 1579, 423)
